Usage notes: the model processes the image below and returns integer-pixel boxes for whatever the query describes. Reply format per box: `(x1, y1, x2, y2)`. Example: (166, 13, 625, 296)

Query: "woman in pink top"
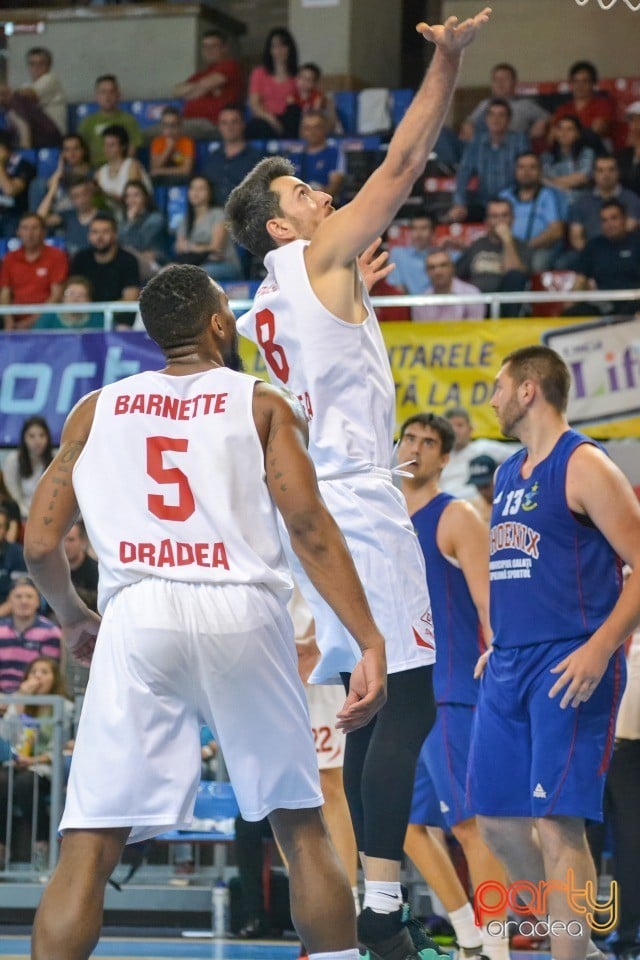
(246, 27, 301, 139)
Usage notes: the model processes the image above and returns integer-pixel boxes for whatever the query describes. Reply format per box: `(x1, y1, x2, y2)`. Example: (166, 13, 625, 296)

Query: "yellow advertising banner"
(239, 316, 640, 440)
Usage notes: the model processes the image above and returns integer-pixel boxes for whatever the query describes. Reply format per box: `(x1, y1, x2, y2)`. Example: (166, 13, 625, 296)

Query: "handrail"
(0, 287, 638, 327)
(0, 694, 67, 877)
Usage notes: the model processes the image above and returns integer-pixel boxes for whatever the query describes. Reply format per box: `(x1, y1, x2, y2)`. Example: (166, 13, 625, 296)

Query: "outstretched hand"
(336, 646, 387, 733)
(63, 610, 101, 666)
(358, 237, 395, 293)
(416, 8, 492, 53)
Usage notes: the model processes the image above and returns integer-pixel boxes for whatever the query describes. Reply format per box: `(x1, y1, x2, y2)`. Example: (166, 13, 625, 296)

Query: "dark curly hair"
(139, 264, 221, 352)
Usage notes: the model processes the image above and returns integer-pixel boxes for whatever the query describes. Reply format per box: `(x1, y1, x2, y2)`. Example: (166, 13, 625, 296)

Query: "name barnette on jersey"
(119, 539, 230, 570)
(114, 392, 228, 420)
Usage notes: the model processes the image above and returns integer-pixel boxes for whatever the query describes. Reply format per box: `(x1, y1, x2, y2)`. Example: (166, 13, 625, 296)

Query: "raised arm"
(24, 391, 101, 663)
(253, 381, 387, 728)
(306, 8, 491, 271)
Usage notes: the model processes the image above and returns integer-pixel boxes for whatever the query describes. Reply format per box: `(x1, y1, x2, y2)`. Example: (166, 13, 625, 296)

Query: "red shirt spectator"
(551, 61, 615, 146)
(175, 31, 244, 128)
(0, 212, 67, 330)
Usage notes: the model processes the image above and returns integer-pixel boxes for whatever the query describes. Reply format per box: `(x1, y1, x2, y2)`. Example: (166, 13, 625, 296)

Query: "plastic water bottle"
(212, 878, 229, 937)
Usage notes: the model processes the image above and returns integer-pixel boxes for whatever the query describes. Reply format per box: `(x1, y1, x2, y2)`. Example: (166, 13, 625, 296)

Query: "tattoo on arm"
(41, 442, 84, 525)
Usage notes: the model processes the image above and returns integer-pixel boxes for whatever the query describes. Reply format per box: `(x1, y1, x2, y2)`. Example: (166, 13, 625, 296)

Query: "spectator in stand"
(118, 180, 167, 279)
(0, 130, 35, 238)
(412, 250, 484, 322)
(550, 60, 614, 153)
(2, 417, 53, 524)
(0, 579, 61, 695)
(149, 107, 195, 184)
(34, 275, 103, 331)
(63, 521, 99, 614)
(0, 507, 27, 617)
(460, 62, 549, 143)
(38, 176, 99, 257)
(294, 63, 341, 134)
(70, 212, 140, 323)
(448, 99, 529, 223)
(78, 75, 143, 166)
(617, 102, 640, 197)
(246, 27, 301, 140)
(541, 115, 595, 202)
(387, 212, 435, 295)
(200, 104, 262, 207)
(455, 198, 531, 314)
(0, 84, 30, 149)
(297, 110, 345, 201)
(29, 133, 92, 214)
(0, 83, 61, 151)
(173, 30, 244, 140)
(173, 175, 242, 281)
(568, 199, 640, 315)
(0, 477, 21, 543)
(467, 454, 497, 526)
(94, 125, 151, 212)
(19, 47, 67, 137)
(500, 151, 568, 273)
(568, 155, 640, 256)
(0, 213, 68, 330)
(440, 407, 510, 501)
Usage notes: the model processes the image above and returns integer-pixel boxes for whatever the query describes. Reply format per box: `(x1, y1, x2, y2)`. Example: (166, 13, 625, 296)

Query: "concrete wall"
(443, 0, 640, 86)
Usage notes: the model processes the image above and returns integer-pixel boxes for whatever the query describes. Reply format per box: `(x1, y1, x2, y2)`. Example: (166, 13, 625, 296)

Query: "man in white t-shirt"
(20, 47, 67, 136)
(440, 407, 511, 501)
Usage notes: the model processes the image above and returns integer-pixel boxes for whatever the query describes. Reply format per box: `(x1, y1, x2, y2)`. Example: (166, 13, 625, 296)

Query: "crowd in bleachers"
(1, 33, 639, 328)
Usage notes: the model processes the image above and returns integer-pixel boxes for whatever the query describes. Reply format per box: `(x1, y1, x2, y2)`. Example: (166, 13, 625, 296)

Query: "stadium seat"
(37, 148, 60, 179)
(130, 98, 184, 129)
(530, 270, 577, 317)
(165, 185, 188, 232)
(333, 91, 357, 135)
(390, 89, 414, 128)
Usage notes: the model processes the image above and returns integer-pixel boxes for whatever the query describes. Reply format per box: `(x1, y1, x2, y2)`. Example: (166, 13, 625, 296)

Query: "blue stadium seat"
(0, 238, 8, 260)
(166, 185, 188, 232)
(333, 91, 357, 135)
(17, 148, 37, 168)
(153, 184, 168, 217)
(195, 139, 222, 173)
(37, 148, 60, 179)
(390, 89, 414, 128)
(130, 98, 184, 129)
(45, 237, 67, 251)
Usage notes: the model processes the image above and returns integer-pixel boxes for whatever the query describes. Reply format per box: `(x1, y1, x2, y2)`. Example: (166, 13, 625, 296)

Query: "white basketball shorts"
(60, 579, 323, 844)
(306, 682, 347, 770)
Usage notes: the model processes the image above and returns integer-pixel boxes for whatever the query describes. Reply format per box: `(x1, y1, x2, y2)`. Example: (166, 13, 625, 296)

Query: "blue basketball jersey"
(490, 429, 622, 649)
(412, 493, 484, 705)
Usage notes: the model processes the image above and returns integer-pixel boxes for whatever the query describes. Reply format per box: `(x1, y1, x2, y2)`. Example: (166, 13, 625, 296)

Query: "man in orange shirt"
(0, 212, 67, 329)
(150, 107, 195, 183)
(173, 30, 244, 139)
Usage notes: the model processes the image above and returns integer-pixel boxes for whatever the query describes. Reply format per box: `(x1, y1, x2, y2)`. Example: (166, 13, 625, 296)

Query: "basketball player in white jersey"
(23, 265, 389, 960)
(225, 10, 491, 959)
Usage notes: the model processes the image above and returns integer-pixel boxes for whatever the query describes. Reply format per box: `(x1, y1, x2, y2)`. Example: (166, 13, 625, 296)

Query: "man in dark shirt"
(456, 197, 531, 306)
(201, 104, 262, 207)
(0, 507, 27, 617)
(64, 521, 98, 613)
(570, 199, 640, 315)
(70, 212, 140, 326)
(0, 130, 35, 238)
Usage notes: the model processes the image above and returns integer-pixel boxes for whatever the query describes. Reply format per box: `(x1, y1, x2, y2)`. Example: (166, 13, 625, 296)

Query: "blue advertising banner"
(0, 332, 164, 446)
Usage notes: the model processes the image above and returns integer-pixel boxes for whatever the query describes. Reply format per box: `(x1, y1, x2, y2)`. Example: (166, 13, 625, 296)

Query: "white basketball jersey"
(237, 239, 396, 480)
(73, 367, 291, 613)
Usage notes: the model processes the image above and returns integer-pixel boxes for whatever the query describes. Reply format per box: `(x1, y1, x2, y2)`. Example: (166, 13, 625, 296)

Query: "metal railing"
(0, 287, 639, 327)
(0, 695, 68, 879)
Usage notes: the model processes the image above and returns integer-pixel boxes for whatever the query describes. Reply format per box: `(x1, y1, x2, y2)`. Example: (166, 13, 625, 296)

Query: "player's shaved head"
(139, 265, 222, 352)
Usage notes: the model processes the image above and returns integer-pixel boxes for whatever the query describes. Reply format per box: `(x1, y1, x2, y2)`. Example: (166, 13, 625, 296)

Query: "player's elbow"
(285, 508, 331, 560)
(23, 528, 58, 566)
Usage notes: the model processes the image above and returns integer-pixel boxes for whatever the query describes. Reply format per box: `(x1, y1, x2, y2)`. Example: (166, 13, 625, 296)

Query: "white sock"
(363, 879, 403, 914)
(448, 903, 482, 950)
(352, 884, 361, 916)
(481, 927, 510, 960)
(309, 951, 359, 960)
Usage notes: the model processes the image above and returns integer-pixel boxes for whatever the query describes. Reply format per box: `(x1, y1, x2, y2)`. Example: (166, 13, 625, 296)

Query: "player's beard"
(223, 332, 244, 372)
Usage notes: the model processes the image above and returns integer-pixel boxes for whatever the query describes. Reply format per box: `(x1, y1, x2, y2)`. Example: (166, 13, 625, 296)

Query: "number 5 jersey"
(72, 367, 292, 614)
